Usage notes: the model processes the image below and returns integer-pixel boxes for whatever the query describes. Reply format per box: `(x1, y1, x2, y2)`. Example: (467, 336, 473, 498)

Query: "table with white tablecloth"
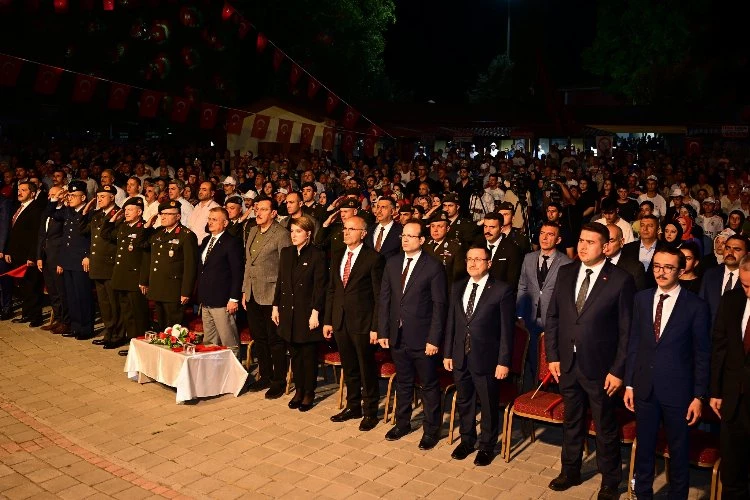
(124, 339, 248, 403)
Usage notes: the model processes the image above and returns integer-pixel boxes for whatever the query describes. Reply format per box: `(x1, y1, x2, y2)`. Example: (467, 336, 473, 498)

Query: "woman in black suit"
(272, 216, 326, 411)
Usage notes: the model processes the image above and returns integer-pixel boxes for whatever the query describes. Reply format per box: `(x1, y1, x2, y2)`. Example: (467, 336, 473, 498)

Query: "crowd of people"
(0, 137, 749, 498)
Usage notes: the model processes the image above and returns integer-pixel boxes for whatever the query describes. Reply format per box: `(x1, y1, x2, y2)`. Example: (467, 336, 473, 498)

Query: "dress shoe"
(61, 330, 77, 338)
(548, 473, 583, 491)
(11, 316, 30, 323)
(28, 318, 44, 328)
(473, 450, 494, 466)
(56, 325, 71, 336)
(76, 333, 96, 341)
(358, 416, 379, 431)
(0, 310, 13, 321)
(597, 486, 619, 500)
(118, 349, 129, 357)
(40, 322, 58, 331)
(418, 434, 439, 450)
(330, 407, 363, 423)
(103, 340, 128, 349)
(451, 442, 475, 460)
(247, 378, 271, 393)
(288, 397, 302, 410)
(264, 385, 285, 400)
(299, 392, 315, 412)
(385, 425, 411, 441)
(92, 339, 107, 345)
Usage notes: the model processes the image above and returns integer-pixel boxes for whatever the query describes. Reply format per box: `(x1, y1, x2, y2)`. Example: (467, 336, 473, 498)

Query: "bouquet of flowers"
(149, 324, 203, 348)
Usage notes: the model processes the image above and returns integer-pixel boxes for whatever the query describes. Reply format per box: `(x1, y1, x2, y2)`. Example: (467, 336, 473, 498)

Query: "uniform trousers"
(153, 301, 183, 331)
(93, 279, 123, 342)
(63, 270, 93, 338)
(246, 296, 287, 388)
(202, 306, 239, 356)
(116, 289, 148, 339)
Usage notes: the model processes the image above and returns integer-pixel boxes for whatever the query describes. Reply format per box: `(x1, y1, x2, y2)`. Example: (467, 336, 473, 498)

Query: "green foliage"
(466, 54, 516, 104)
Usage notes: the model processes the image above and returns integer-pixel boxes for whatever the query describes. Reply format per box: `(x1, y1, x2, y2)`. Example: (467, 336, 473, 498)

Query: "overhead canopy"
(585, 124, 688, 134)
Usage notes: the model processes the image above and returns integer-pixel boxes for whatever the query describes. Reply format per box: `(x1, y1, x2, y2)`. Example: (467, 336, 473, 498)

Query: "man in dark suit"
(444, 246, 515, 465)
(365, 197, 402, 260)
(6, 181, 45, 326)
(709, 254, 750, 499)
(545, 222, 636, 499)
(36, 186, 68, 333)
(324, 216, 385, 432)
(483, 211, 522, 289)
(620, 214, 660, 290)
(624, 247, 711, 499)
(700, 234, 747, 323)
(378, 220, 447, 450)
(603, 224, 647, 291)
(198, 207, 244, 356)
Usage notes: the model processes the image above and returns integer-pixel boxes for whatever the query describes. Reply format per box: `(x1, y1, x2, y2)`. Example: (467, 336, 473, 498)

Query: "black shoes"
(597, 486, 619, 500)
(385, 426, 412, 441)
(247, 378, 271, 392)
(103, 340, 128, 349)
(451, 442, 475, 460)
(288, 394, 302, 410)
(11, 316, 30, 323)
(299, 392, 315, 412)
(358, 416, 378, 431)
(265, 386, 285, 400)
(418, 434, 439, 450)
(0, 310, 13, 321)
(92, 339, 107, 345)
(473, 450, 493, 466)
(28, 318, 44, 328)
(117, 350, 129, 357)
(330, 408, 363, 422)
(548, 473, 583, 491)
(76, 333, 96, 341)
(61, 330, 77, 338)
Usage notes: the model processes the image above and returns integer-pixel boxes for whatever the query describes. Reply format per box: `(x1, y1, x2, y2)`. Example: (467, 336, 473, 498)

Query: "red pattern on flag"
(363, 135, 375, 157)
(251, 114, 270, 139)
(71, 74, 98, 103)
(33, 66, 63, 95)
(170, 96, 191, 123)
(367, 125, 382, 137)
(226, 110, 248, 135)
(107, 83, 131, 110)
(103, 0, 114, 10)
(307, 77, 320, 99)
(299, 123, 315, 146)
(238, 20, 251, 39)
(199, 103, 218, 129)
(138, 90, 163, 118)
(342, 132, 356, 154)
(342, 106, 360, 129)
(276, 119, 293, 143)
(322, 127, 335, 151)
(289, 64, 302, 86)
(0, 55, 22, 87)
(272, 49, 284, 72)
(256, 33, 268, 54)
(325, 91, 340, 114)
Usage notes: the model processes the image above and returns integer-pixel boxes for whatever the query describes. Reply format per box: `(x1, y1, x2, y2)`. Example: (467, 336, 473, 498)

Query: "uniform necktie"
(465, 282, 479, 355)
(653, 293, 669, 341)
(11, 205, 22, 226)
(744, 313, 750, 355)
(724, 272, 734, 295)
(342, 251, 353, 287)
(488, 244, 495, 260)
(575, 269, 593, 314)
(375, 226, 384, 252)
(401, 257, 413, 292)
(540, 255, 550, 283)
(205, 236, 216, 262)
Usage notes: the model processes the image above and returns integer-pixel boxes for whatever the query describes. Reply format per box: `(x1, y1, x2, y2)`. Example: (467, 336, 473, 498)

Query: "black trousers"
(720, 394, 750, 500)
(94, 279, 123, 342)
(454, 362, 500, 452)
(247, 296, 287, 388)
(116, 289, 149, 339)
(63, 270, 93, 337)
(290, 341, 319, 395)
(0, 260, 13, 313)
(333, 324, 379, 417)
(391, 340, 442, 436)
(154, 301, 183, 332)
(559, 358, 621, 489)
(17, 265, 43, 321)
(43, 260, 68, 325)
(633, 392, 690, 499)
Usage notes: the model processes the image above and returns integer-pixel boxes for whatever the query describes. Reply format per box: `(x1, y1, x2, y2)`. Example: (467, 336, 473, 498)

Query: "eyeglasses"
(653, 264, 679, 274)
(342, 227, 364, 232)
(466, 258, 489, 263)
(160, 212, 180, 216)
(400, 234, 421, 240)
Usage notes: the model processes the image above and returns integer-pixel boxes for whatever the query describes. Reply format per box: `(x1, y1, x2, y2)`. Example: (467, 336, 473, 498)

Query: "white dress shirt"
(463, 273, 490, 312)
(401, 251, 422, 289)
(340, 243, 364, 282)
(374, 220, 394, 250)
(177, 197, 194, 222)
(653, 284, 680, 338)
(201, 231, 223, 264)
(608, 251, 622, 266)
(188, 199, 220, 243)
(143, 200, 160, 228)
(574, 259, 606, 303)
(722, 266, 738, 295)
(593, 217, 635, 244)
(487, 238, 502, 260)
(741, 299, 750, 340)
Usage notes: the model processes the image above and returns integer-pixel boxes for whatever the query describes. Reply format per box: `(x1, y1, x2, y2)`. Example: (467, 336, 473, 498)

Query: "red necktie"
(342, 251, 353, 287)
(653, 293, 669, 342)
(11, 205, 22, 226)
(375, 226, 384, 252)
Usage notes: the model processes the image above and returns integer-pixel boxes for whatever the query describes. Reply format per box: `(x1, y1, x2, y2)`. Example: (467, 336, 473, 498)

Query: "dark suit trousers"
(290, 342, 319, 395)
(333, 324, 379, 417)
(560, 357, 621, 488)
(454, 363, 500, 452)
(720, 394, 750, 499)
(392, 340, 441, 436)
(43, 260, 67, 325)
(634, 392, 690, 499)
(154, 301, 183, 332)
(63, 270, 93, 337)
(18, 266, 43, 320)
(0, 260, 13, 312)
(94, 279, 123, 342)
(247, 296, 287, 388)
(117, 290, 148, 339)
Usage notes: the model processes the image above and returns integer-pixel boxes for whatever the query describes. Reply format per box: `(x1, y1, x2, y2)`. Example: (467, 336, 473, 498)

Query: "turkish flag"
(33, 66, 63, 95)
(238, 20, 251, 39)
(686, 137, 702, 157)
(138, 90, 163, 118)
(307, 77, 320, 99)
(276, 119, 293, 144)
(322, 127, 335, 151)
(367, 125, 383, 137)
(71, 75, 98, 103)
(342, 107, 360, 129)
(0, 55, 22, 87)
(108, 83, 131, 110)
(251, 114, 270, 139)
(1, 265, 27, 278)
(325, 91, 339, 114)
(289, 65, 302, 86)
(226, 110, 248, 135)
(272, 49, 284, 72)
(342, 132, 356, 154)
(170, 96, 191, 123)
(363, 135, 375, 157)
(299, 123, 315, 146)
(256, 33, 268, 54)
(199, 103, 218, 129)
(103, 0, 114, 10)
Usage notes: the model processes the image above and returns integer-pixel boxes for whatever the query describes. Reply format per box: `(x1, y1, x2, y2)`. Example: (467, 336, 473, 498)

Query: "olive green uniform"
(423, 238, 467, 291)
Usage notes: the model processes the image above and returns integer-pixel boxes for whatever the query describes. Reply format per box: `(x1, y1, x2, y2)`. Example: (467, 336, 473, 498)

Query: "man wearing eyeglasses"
(624, 247, 711, 500)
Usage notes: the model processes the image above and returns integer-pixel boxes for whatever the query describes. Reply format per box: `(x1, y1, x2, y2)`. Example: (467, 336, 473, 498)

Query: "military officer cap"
(497, 201, 514, 212)
(68, 180, 87, 193)
(225, 195, 244, 206)
(442, 193, 459, 203)
(158, 200, 180, 213)
(97, 185, 116, 195)
(123, 197, 144, 210)
(340, 198, 359, 209)
(429, 210, 450, 224)
(398, 204, 413, 214)
(301, 182, 317, 192)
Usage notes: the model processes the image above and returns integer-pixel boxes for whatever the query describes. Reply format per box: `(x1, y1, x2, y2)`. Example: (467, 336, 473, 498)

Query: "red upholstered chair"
(239, 327, 254, 371)
(504, 332, 565, 462)
(319, 343, 345, 409)
(377, 353, 397, 423)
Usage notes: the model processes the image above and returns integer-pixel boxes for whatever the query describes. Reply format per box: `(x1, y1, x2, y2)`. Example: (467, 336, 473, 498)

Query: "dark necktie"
(342, 251, 353, 287)
(465, 282, 479, 355)
(575, 269, 593, 314)
(205, 236, 216, 262)
(724, 272, 734, 295)
(401, 257, 413, 292)
(11, 205, 22, 226)
(375, 226, 384, 252)
(488, 244, 495, 260)
(653, 293, 669, 342)
(540, 255, 550, 284)
(744, 313, 750, 355)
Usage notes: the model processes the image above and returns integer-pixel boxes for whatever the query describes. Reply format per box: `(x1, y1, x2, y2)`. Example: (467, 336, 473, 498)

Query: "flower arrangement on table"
(149, 324, 203, 348)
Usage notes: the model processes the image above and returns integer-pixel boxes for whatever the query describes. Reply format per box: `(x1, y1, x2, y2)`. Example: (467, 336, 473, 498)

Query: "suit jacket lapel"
(249, 225, 274, 265)
(205, 233, 224, 263)
(466, 276, 494, 324)
(578, 261, 611, 317)
(402, 253, 424, 299)
(657, 288, 684, 343)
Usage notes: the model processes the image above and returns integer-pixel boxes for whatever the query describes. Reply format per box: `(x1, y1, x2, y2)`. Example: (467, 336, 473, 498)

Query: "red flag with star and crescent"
(363, 135, 376, 157)
(289, 64, 302, 86)
(226, 110, 248, 135)
(138, 90, 163, 118)
(71, 75, 98, 103)
(272, 49, 284, 72)
(276, 119, 293, 144)
(325, 91, 339, 114)
(342, 132, 356, 154)
(108, 83, 131, 110)
(0, 55, 23, 87)
(34, 65, 63, 95)
(342, 106, 360, 129)
(170, 96, 191, 123)
(251, 114, 270, 139)
(300, 123, 315, 146)
(322, 127, 335, 151)
(307, 77, 321, 99)
(199, 103, 218, 129)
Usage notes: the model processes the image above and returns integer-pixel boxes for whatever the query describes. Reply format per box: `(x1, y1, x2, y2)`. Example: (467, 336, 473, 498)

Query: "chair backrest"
(537, 332, 550, 382)
(510, 324, 530, 376)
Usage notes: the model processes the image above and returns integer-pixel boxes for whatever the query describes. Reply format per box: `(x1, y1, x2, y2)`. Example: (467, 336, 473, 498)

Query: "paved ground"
(0, 319, 713, 499)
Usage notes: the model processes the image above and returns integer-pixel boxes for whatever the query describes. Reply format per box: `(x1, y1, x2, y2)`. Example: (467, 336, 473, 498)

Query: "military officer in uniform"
(224, 195, 254, 242)
(81, 185, 125, 349)
(53, 181, 95, 340)
(141, 200, 198, 330)
(443, 193, 481, 248)
(108, 197, 152, 356)
(423, 210, 466, 291)
(300, 182, 327, 223)
(315, 198, 359, 256)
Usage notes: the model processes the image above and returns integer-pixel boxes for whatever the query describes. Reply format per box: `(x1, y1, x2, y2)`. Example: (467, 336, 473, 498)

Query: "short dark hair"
(639, 200, 655, 210)
(547, 201, 563, 211)
(403, 219, 423, 236)
(726, 234, 749, 252)
(579, 222, 609, 244)
(600, 198, 617, 212)
(540, 220, 561, 235)
(484, 213, 502, 222)
(680, 241, 701, 265)
(640, 214, 660, 225)
(128, 176, 142, 187)
(654, 246, 687, 269)
(18, 180, 37, 193)
(255, 195, 278, 211)
(377, 196, 396, 209)
(467, 245, 491, 260)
